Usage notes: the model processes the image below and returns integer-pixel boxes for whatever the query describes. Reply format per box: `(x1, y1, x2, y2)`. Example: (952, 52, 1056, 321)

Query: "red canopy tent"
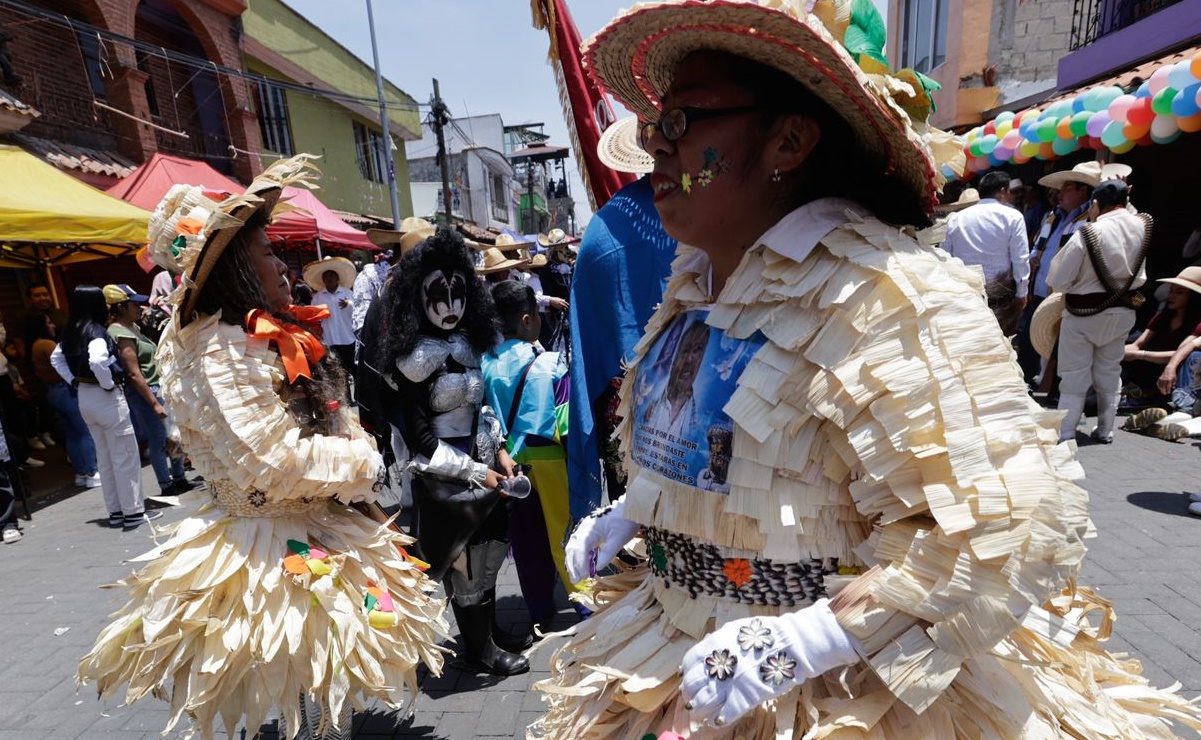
(106, 153, 243, 209)
(268, 186, 375, 254)
(107, 154, 374, 254)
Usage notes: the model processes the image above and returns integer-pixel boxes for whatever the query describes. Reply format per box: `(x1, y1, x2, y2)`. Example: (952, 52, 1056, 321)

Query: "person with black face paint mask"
(375, 226, 531, 677)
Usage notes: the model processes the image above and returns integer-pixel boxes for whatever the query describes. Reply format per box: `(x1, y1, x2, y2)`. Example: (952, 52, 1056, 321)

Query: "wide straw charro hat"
(366, 217, 435, 251)
(537, 228, 580, 248)
(494, 233, 535, 252)
(582, 0, 944, 212)
(1030, 292, 1066, 359)
(935, 188, 980, 214)
(476, 247, 530, 275)
(146, 155, 319, 326)
(1038, 161, 1103, 190)
(597, 116, 655, 174)
(302, 256, 357, 292)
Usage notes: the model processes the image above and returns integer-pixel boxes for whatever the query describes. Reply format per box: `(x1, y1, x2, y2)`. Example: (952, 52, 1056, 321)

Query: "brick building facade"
(0, 0, 261, 185)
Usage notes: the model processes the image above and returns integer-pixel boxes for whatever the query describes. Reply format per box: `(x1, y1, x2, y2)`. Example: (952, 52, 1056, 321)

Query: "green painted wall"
(243, 0, 416, 218)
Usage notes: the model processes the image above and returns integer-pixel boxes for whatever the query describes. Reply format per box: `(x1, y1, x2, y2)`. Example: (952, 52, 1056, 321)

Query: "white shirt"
(50, 339, 116, 389)
(942, 198, 1031, 295)
(1047, 209, 1148, 297)
(312, 287, 356, 345)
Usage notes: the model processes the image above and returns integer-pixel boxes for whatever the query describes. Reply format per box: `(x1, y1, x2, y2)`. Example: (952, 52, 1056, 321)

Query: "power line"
(0, 0, 428, 115)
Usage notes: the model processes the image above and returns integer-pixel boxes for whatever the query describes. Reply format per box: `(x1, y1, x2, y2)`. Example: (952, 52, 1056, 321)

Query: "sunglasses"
(638, 105, 762, 150)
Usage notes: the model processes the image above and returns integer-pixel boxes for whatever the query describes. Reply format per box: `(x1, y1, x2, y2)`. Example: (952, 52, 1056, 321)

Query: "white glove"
(680, 599, 859, 728)
(564, 495, 641, 583)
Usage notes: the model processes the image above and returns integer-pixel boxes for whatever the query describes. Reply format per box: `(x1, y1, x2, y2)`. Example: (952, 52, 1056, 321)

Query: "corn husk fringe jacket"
(530, 198, 1201, 739)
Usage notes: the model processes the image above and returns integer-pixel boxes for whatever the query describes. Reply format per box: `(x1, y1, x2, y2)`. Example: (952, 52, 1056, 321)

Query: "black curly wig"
(374, 226, 498, 370)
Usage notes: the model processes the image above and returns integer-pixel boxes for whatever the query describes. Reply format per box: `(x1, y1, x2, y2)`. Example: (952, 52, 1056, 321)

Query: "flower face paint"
(422, 269, 467, 331)
(681, 147, 729, 195)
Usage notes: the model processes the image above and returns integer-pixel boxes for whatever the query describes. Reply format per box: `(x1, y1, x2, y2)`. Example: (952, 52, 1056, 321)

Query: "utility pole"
(365, 0, 402, 228)
(431, 78, 453, 224)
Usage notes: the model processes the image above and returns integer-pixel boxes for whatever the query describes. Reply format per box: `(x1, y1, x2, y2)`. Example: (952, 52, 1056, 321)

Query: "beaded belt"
(209, 479, 328, 517)
(645, 527, 851, 608)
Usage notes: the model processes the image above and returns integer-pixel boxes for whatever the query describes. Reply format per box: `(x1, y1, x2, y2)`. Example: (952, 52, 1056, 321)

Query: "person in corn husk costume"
(76, 156, 448, 739)
(530, 1, 1201, 738)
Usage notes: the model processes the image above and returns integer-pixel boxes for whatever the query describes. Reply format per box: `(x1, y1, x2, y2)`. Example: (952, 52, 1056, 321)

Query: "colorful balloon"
(1068, 110, 1091, 137)
(1148, 65, 1173, 94)
(1134, 81, 1153, 98)
(1192, 50, 1201, 81)
(1167, 61, 1198, 92)
(1036, 118, 1059, 143)
(1086, 111, 1111, 138)
(1178, 112, 1201, 133)
(1108, 94, 1136, 123)
(1100, 120, 1127, 149)
(1052, 136, 1079, 156)
(1150, 113, 1180, 143)
(1019, 140, 1041, 158)
(1128, 98, 1155, 126)
(1110, 139, 1136, 154)
(1152, 87, 1178, 116)
(1171, 83, 1201, 118)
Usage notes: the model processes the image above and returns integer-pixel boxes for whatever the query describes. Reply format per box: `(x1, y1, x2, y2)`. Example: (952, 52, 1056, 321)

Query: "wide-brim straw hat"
(1038, 161, 1102, 190)
(147, 155, 320, 326)
(1030, 292, 1065, 359)
(582, 0, 941, 212)
(1158, 266, 1201, 296)
(597, 116, 655, 174)
(366, 217, 435, 250)
(477, 247, 529, 275)
(1101, 162, 1132, 180)
(367, 225, 438, 256)
(935, 187, 980, 214)
(302, 256, 357, 292)
(494, 233, 535, 252)
(537, 227, 580, 248)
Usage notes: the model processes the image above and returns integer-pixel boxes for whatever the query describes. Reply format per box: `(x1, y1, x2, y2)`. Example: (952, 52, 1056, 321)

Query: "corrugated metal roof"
(13, 134, 136, 178)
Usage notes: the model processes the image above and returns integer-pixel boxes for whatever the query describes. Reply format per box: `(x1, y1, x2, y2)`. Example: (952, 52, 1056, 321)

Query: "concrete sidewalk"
(1, 419, 1200, 739)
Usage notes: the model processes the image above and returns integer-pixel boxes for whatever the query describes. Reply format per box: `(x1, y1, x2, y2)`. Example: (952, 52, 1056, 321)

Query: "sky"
(284, 0, 888, 228)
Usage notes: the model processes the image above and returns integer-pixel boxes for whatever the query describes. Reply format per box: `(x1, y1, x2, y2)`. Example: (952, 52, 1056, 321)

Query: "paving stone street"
(2, 415, 1200, 739)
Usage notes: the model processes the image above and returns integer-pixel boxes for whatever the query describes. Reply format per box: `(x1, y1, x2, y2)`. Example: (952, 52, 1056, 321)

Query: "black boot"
(451, 600, 530, 676)
(485, 588, 534, 652)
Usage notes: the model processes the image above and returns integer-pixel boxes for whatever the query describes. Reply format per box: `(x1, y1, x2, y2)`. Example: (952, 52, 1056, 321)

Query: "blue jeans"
(45, 382, 97, 476)
(126, 386, 185, 490)
(1171, 350, 1201, 414)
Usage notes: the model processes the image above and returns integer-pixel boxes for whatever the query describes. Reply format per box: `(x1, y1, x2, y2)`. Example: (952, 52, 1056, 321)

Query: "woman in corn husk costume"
(77, 156, 447, 739)
(531, 1, 1201, 738)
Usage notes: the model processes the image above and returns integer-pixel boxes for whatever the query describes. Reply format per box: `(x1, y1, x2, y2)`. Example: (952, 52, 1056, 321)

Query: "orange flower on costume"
(723, 558, 753, 589)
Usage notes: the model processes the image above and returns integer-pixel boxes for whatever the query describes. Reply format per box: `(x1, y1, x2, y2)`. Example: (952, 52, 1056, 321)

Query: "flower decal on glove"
(736, 618, 775, 652)
(704, 649, 737, 681)
(758, 651, 797, 686)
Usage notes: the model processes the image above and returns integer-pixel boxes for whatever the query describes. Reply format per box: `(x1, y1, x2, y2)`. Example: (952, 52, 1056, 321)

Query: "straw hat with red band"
(146, 154, 320, 326)
(581, 0, 944, 212)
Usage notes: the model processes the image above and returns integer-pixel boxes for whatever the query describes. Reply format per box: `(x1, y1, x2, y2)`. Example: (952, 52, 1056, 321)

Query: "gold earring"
(771, 168, 781, 183)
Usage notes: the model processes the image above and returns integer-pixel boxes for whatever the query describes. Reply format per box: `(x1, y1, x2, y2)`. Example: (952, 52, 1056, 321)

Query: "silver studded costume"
(390, 332, 508, 603)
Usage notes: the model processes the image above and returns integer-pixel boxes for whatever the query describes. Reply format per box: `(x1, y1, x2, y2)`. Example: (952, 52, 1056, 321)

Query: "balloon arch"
(949, 50, 1201, 182)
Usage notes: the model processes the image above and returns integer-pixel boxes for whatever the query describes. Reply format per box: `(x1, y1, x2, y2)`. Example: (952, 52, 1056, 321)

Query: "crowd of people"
(3, 1, 1201, 738)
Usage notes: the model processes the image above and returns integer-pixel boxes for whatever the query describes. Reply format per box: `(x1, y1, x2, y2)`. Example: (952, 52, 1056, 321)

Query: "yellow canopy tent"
(0, 144, 151, 269)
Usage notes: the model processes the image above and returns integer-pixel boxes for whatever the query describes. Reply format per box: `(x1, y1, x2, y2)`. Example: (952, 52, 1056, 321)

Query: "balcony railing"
(1070, 0, 1185, 50)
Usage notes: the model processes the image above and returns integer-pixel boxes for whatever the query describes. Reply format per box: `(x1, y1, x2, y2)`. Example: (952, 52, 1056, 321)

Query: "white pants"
(77, 384, 144, 516)
(1057, 308, 1136, 397)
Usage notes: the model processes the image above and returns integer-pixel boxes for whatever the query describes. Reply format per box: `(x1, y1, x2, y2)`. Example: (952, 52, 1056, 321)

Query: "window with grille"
(76, 32, 108, 101)
(490, 172, 509, 223)
(901, 0, 948, 74)
(353, 121, 387, 183)
(135, 50, 159, 118)
(254, 81, 294, 156)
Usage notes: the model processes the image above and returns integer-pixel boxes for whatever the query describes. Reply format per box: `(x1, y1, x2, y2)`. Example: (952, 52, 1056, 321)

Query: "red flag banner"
(531, 0, 635, 211)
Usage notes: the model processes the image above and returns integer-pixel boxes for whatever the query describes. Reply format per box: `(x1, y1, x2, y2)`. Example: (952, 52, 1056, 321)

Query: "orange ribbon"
(245, 309, 328, 382)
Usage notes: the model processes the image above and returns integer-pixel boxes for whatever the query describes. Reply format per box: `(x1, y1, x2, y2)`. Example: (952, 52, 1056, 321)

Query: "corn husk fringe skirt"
(77, 497, 448, 740)
(529, 564, 1201, 739)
